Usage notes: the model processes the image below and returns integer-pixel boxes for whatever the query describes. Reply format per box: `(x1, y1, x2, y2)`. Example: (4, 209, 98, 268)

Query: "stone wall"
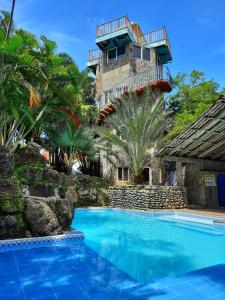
(109, 185, 187, 210)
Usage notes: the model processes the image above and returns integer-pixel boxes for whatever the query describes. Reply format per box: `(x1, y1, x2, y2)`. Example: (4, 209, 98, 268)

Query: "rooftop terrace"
(88, 15, 172, 66)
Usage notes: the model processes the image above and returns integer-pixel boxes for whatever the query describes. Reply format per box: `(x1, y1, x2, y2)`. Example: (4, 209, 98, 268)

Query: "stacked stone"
(109, 185, 187, 210)
(0, 147, 26, 239)
(0, 146, 14, 176)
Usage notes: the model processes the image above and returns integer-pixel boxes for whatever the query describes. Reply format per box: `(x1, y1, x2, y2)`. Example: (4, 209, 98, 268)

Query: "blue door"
(218, 173, 225, 207)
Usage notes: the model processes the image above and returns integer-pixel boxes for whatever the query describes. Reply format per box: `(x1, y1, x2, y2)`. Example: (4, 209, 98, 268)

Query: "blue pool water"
(1, 209, 225, 299)
(72, 209, 225, 282)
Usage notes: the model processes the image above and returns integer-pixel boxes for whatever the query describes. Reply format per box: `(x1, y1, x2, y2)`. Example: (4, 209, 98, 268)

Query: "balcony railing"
(96, 15, 138, 43)
(96, 16, 171, 52)
(88, 48, 102, 62)
(139, 27, 172, 55)
(101, 66, 172, 106)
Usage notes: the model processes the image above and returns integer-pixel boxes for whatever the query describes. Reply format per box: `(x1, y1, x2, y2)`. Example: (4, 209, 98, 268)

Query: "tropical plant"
(0, 11, 83, 155)
(166, 70, 225, 138)
(0, 14, 46, 152)
(45, 112, 98, 174)
(97, 88, 165, 184)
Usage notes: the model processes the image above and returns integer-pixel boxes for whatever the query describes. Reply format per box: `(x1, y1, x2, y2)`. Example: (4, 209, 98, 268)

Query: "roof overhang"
(157, 96, 225, 161)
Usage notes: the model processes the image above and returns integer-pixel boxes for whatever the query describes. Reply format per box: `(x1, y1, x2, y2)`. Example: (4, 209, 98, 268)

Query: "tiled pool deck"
(1, 213, 225, 300)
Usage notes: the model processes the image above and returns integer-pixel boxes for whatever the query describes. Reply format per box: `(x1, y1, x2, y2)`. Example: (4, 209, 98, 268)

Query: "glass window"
(143, 48, 150, 61)
(123, 167, 129, 181)
(117, 45, 126, 60)
(117, 167, 129, 182)
(108, 48, 117, 63)
(133, 45, 141, 59)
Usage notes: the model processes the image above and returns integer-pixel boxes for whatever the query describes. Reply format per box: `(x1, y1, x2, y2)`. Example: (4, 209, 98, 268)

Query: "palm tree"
(46, 114, 98, 174)
(6, 0, 16, 39)
(97, 88, 165, 184)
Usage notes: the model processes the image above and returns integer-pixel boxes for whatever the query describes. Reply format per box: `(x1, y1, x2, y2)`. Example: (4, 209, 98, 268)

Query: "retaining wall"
(109, 185, 187, 210)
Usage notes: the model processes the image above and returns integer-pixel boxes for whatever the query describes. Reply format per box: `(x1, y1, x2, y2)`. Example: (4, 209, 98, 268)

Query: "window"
(108, 48, 117, 64)
(133, 46, 151, 61)
(107, 45, 126, 64)
(143, 48, 150, 61)
(117, 167, 129, 182)
(133, 45, 141, 59)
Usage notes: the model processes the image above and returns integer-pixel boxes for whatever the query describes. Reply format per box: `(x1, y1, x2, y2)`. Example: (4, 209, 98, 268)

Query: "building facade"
(87, 15, 173, 184)
(87, 15, 172, 112)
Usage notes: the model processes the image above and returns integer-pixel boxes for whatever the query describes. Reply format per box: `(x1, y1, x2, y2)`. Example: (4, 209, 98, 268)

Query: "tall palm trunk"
(6, 0, 16, 39)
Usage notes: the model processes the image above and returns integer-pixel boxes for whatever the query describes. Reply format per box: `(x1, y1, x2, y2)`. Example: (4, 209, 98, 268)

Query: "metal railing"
(88, 48, 102, 62)
(106, 66, 172, 101)
(96, 15, 138, 43)
(139, 27, 172, 54)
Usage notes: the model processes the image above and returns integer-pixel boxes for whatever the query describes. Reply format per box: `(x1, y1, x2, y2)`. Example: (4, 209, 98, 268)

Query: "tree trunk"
(6, 0, 16, 39)
(133, 174, 144, 185)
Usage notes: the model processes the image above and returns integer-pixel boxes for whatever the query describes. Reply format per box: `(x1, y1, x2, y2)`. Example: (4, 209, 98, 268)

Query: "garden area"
(1, 7, 225, 240)
(1, 2, 225, 300)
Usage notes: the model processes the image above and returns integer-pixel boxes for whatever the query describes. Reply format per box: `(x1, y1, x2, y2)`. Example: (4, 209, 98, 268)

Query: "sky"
(1, 0, 225, 88)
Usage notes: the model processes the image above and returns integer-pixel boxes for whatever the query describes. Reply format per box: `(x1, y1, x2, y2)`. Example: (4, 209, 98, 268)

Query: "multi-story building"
(87, 15, 173, 184)
(87, 15, 172, 119)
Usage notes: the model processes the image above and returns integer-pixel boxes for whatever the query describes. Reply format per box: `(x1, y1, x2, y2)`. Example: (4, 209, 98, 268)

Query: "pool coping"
(0, 230, 84, 252)
(76, 207, 225, 234)
(76, 207, 225, 220)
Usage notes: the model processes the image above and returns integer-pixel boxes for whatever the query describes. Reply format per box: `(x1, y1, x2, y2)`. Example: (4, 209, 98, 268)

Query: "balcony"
(110, 65, 172, 98)
(90, 15, 172, 64)
(87, 49, 102, 73)
(140, 28, 172, 63)
(99, 66, 172, 114)
(96, 15, 139, 49)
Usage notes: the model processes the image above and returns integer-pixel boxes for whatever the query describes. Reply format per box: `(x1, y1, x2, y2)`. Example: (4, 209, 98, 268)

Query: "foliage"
(96, 89, 165, 184)
(166, 70, 225, 138)
(45, 113, 98, 174)
(0, 10, 84, 155)
(80, 69, 95, 105)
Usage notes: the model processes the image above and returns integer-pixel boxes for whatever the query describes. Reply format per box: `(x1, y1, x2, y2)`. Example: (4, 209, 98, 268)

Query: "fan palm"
(97, 88, 165, 184)
(45, 112, 98, 174)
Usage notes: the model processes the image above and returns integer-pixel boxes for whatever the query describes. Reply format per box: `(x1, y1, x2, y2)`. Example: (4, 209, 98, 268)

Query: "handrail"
(96, 17, 171, 55)
(139, 27, 172, 54)
(96, 15, 127, 38)
(105, 66, 172, 102)
(88, 49, 102, 62)
(96, 15, 138, 43)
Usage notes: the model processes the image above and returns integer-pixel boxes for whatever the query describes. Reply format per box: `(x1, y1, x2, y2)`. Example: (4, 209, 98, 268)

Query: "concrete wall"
(109, 185, 187, 210)
(95, 43, 158, 103)
(176, 159, 225, 209)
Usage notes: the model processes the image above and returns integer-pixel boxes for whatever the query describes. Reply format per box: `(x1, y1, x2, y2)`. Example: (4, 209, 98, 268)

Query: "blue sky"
(1, 0, 225, 88)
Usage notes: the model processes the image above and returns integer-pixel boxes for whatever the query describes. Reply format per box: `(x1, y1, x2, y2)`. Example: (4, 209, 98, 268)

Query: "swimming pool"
(73, 209, 225, 282)
(1, 209, 225, 299)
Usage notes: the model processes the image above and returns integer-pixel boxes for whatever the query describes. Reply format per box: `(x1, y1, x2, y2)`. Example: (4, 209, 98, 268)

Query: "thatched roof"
(157, 95, 225, 161)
